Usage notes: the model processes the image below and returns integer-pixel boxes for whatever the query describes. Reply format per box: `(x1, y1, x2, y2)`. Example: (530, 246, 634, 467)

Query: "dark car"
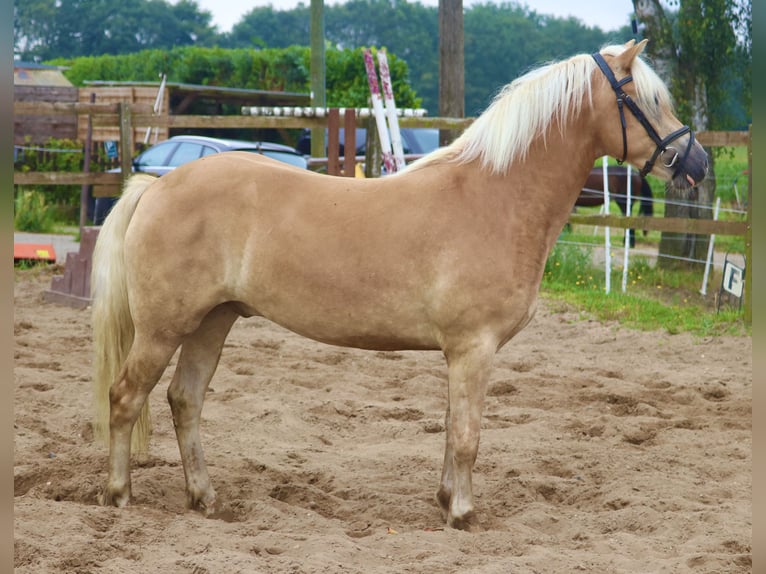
(94, 135, 307, 224)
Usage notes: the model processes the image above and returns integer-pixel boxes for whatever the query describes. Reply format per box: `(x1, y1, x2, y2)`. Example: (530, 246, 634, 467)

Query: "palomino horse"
(576, 165, 654, 246)
(91, 40, 707, 531)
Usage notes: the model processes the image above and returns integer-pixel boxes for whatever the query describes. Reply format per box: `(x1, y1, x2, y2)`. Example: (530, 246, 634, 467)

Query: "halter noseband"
(592, 52, 695, 178)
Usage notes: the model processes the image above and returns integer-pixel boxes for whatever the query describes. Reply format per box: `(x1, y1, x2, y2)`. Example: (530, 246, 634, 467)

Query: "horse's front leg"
(437, 339, 496, 531)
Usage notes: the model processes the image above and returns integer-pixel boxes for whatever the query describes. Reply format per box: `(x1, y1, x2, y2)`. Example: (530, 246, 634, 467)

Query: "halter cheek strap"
(592, 52, 693, 178)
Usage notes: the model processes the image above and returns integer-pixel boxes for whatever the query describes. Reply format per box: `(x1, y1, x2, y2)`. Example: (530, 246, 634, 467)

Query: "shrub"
(14, 189, 56, 233)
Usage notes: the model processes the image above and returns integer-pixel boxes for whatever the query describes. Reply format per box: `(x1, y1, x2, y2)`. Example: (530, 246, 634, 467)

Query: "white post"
(621, 164, 632, 293)
(144, 73, 166, 145)
(376, 50, 406, 171)
(363, 49, 396, 174)
(602, 157, 611, 294)
(700, 196, 721, 295)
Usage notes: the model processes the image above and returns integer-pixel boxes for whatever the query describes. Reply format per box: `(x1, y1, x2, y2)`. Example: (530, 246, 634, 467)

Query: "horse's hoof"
(448, 510, 481, 532)
(188, 490, 220, 516)
(98, 486, 130, 508)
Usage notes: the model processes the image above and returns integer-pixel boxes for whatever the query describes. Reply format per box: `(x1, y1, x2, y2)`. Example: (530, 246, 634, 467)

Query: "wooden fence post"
(119, 102, 133, 185)
(327, 108, 340, 175)
(364, 115, 382, 178)
(343, 108, 356, 177)
(327, 108, 357, 177)
(79, 92, 95, 232)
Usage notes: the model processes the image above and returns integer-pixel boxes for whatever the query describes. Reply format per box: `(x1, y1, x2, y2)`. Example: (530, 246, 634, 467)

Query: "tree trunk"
(438, 0, 464, 146)
(632, 0, 716, 270)
(632, 0, 676, 76)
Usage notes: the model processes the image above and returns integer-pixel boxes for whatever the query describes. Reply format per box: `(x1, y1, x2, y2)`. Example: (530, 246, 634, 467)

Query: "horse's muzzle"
(670, 135, 709, 190)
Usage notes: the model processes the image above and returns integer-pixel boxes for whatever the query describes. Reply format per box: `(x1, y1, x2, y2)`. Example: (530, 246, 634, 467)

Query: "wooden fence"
(13, 101, 752, 322)
(13, 85, 79, 144)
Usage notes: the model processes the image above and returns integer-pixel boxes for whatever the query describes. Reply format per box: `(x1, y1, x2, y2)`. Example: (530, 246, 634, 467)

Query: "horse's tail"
(91, 173, 157, 455)
(638, 176, 654, 217)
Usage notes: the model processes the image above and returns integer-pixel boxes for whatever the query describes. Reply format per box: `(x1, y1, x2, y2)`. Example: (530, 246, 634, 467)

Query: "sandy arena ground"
(14, 267, 751, 573)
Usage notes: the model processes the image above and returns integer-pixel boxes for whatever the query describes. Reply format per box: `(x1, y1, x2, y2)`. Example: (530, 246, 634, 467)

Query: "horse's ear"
(614, 38, 648, 71)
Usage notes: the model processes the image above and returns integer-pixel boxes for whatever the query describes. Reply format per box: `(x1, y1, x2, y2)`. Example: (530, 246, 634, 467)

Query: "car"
(93, 135, 308, 224)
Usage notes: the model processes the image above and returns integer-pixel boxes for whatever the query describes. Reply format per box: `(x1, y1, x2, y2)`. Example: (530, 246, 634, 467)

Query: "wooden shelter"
(14, 61, 78, 145)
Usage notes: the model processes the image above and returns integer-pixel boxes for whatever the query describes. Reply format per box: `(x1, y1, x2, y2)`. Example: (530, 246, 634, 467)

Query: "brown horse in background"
(576, 165, 654, 245)
(90, 40, 707, 531)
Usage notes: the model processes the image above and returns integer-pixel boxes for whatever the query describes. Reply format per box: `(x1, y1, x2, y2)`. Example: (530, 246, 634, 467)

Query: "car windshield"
(135, 142, 176, 168)
(168, 143, 211, 166)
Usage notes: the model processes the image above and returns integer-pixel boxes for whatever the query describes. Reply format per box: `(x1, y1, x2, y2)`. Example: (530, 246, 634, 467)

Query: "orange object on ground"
(14, 243, 56, 263)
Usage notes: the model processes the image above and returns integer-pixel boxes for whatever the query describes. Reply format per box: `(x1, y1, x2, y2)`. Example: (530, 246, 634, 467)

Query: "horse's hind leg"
(100, 335, 180, 507)
(436, 339, 495, 531)
(167, 304, 238, 515)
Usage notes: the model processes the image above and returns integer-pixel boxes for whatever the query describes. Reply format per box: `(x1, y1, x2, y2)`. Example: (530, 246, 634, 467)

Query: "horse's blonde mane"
(403, 44, 673, 175)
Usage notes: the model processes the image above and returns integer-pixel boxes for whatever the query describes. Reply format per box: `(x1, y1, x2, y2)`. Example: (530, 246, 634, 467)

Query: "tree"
(14, 0, 58, 60)
(463, 4, 620, 115)
(13, 0, 217, 61)
(632, 0, 751, 269)
(225, 5, 311, 49)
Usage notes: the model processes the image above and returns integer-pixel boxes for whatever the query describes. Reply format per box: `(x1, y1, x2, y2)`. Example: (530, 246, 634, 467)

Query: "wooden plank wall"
(14, 85, 79, 144)
(77, 86, 169, 145)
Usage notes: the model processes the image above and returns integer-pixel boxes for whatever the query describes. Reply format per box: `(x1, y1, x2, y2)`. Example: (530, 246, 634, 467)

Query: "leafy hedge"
(49, 45, 421, 108)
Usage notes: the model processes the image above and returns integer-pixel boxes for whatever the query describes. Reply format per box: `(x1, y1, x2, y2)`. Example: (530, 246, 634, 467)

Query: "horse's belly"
(236, 272, 441, 352)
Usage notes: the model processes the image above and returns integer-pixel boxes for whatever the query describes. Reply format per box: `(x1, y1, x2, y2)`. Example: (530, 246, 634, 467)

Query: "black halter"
(592, 52, 695, 178)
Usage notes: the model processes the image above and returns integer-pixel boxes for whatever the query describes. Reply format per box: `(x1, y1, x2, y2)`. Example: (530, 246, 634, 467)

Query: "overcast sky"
(188, 0, 636, 34)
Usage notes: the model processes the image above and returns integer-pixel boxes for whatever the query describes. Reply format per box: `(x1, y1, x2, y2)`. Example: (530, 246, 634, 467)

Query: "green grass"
(712, 146, 750, 204)
(541, 240, 748, 337)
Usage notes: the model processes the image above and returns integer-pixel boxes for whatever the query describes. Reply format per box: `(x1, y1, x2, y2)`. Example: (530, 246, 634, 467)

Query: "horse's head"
(593, 40, 708, 190)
